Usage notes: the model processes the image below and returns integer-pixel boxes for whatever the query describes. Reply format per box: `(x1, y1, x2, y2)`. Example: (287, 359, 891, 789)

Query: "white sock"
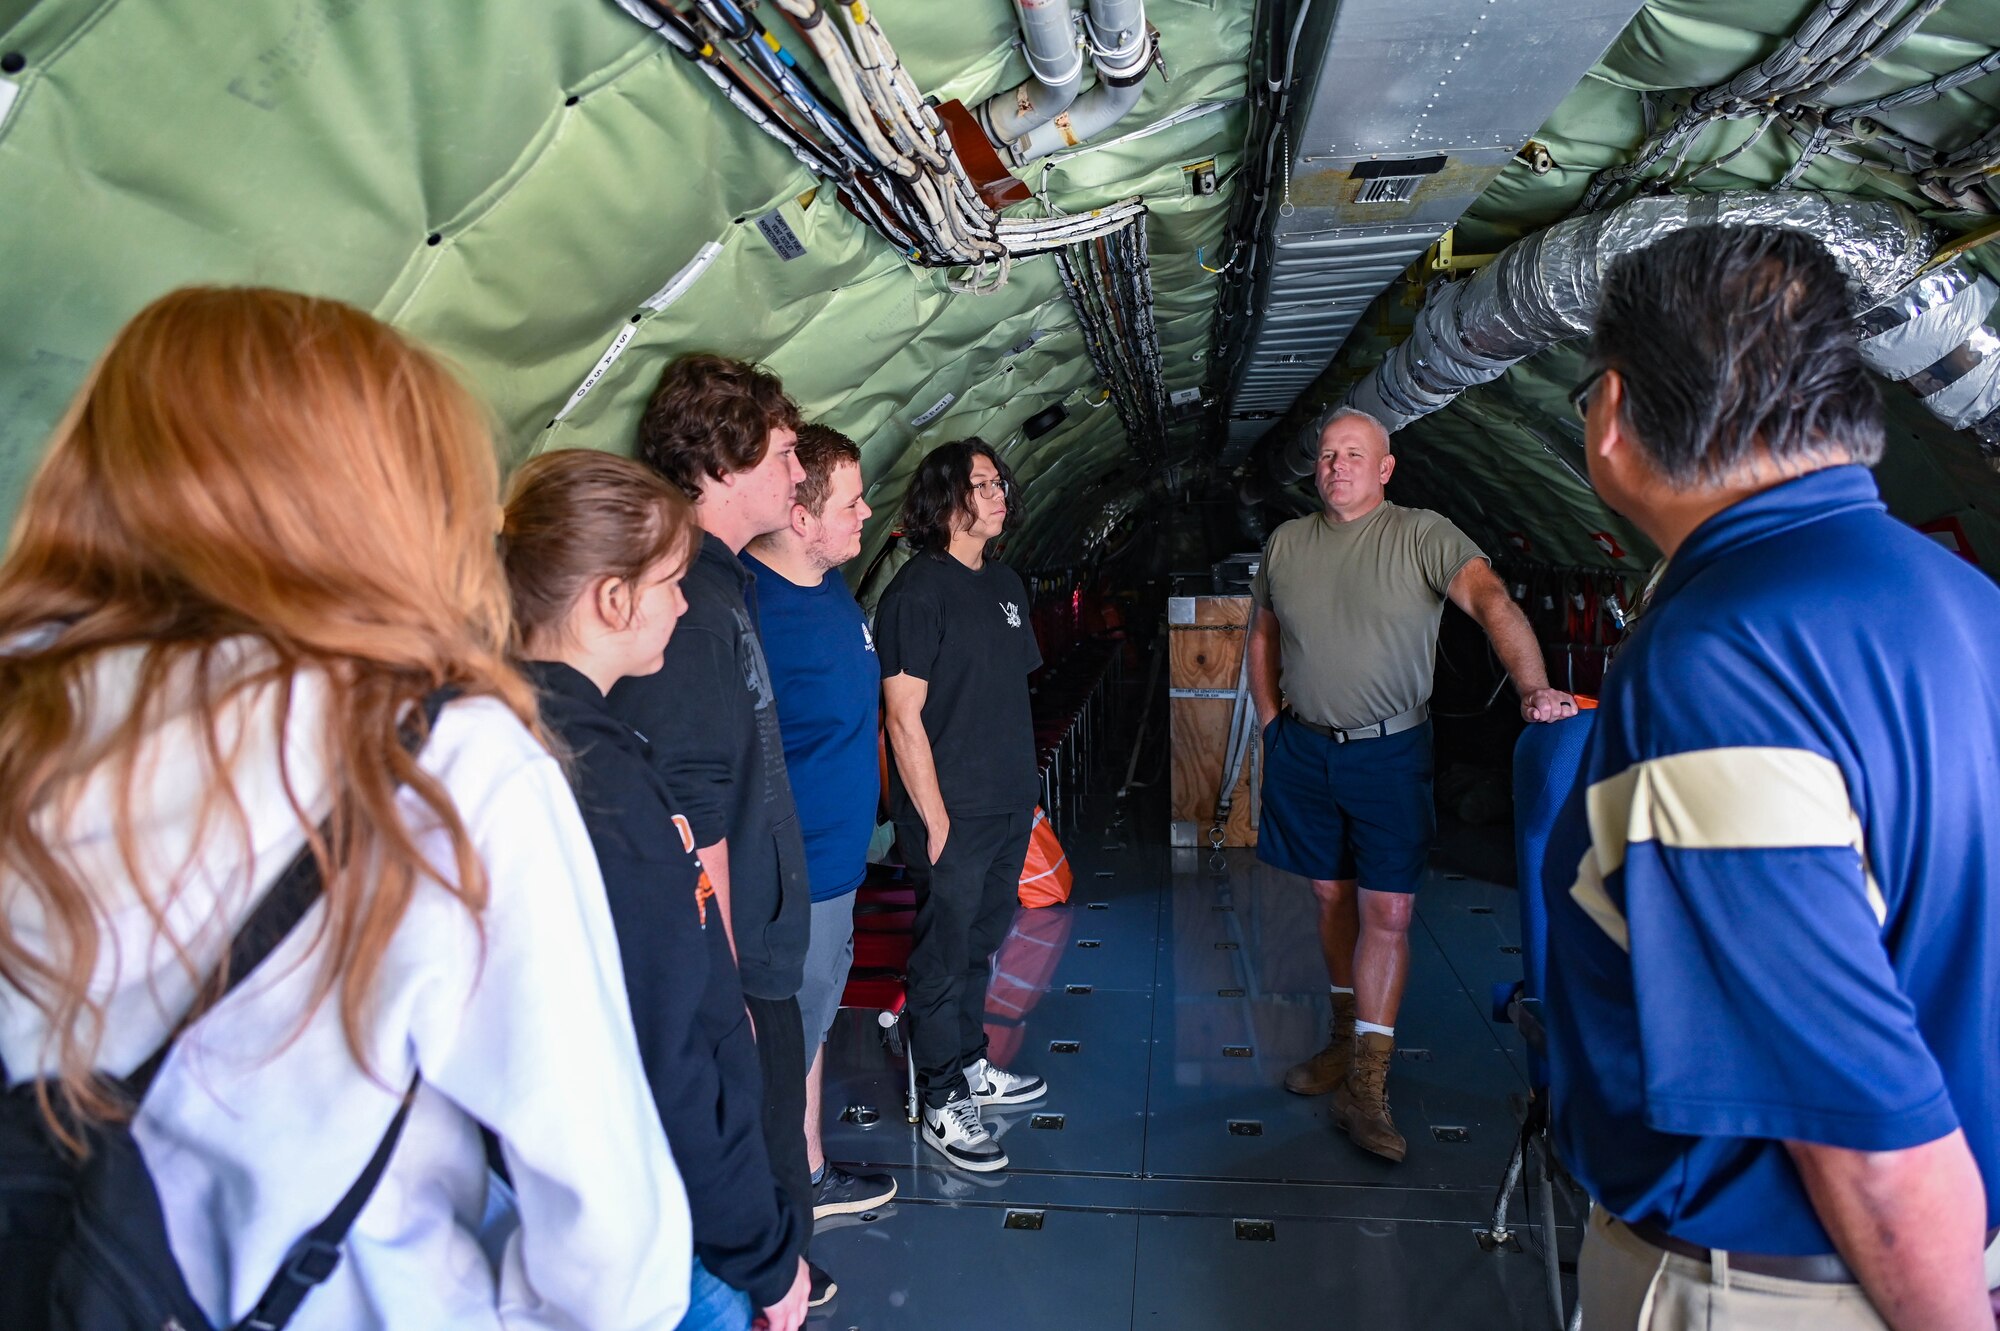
(1329, 985, 1355, 996)
(1354, 1020, 1395, 1038)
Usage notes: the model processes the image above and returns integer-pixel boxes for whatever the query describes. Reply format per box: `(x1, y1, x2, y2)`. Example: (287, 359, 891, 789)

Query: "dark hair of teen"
(1591, 223, 1885, 489)
(898, 437, 1019, 553)
(636, 353, 803, 501)
(501, 449, 698, 647)
(793, 424, 862, 519)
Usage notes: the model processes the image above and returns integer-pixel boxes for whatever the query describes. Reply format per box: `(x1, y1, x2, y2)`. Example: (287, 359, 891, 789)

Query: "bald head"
(1318, 407, 1391, 457)
(1315, 407, 1395, 521)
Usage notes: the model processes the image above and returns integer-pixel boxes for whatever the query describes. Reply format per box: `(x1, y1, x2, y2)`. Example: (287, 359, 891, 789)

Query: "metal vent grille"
(1356, 174, 1423, 204)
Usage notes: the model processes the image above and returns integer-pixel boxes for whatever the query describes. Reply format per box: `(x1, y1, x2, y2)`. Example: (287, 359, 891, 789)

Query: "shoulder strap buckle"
(278, 1238, 343, 1288)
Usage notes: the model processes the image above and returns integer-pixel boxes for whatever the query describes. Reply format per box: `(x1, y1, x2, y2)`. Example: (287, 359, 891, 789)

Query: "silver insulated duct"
(1323, 190, 2000, 478)
(1854, 262, 2000, 458)
(1342, 193, 1932, 445)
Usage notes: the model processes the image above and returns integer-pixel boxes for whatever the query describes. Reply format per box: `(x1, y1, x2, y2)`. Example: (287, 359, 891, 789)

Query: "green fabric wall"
(0, 0, 1253, 570)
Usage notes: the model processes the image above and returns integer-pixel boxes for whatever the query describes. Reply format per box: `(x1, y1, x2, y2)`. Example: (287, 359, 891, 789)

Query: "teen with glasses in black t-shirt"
(877, 440, 1049, 1173)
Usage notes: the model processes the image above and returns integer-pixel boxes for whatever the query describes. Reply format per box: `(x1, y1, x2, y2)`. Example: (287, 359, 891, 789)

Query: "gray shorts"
(798, 890, 859, 1066)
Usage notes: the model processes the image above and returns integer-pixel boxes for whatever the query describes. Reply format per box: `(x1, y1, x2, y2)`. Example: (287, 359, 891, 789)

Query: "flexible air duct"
(1853, 262, 2000, 457)
(1338, 187, 2000, 464)
(1253, 191, 2000, 500)
(1338, 194, 1931, 465)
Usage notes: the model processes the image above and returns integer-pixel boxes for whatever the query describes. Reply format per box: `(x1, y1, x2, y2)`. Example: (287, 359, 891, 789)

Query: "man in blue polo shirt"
(1547, 223, 2000, 1328)
(743, 424, 899, 1240)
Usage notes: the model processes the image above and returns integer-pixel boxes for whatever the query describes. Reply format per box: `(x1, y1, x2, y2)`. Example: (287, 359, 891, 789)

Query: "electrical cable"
(1581, 0, 1956, 210)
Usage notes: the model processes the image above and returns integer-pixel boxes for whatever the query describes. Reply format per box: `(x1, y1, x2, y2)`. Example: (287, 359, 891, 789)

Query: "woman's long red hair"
(0, 286, 538, 1146)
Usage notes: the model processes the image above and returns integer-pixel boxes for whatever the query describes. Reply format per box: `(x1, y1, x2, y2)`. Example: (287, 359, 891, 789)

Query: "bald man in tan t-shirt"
(1249, 408, 1574, 1162)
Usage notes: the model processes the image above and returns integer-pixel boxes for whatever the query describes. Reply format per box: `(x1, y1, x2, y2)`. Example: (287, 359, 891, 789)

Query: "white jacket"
(0, 645, 693, 1329)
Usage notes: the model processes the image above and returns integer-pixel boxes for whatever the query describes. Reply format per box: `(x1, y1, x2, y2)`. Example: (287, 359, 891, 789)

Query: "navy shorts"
(1256, 716, 1436, 892)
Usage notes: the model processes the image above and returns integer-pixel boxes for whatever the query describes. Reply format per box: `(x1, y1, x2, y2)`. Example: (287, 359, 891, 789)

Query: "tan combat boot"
(1333, 1031, 1407, 1162)
(1283, 991, 1356, 1096)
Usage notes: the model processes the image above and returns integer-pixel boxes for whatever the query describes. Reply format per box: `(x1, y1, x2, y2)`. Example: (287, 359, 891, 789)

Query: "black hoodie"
(608, 532, 810, 1001)
(525, 659, 804, 1308)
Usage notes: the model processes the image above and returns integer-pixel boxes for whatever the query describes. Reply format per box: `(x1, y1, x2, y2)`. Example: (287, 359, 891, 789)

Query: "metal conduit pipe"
(1014, 76, 1148, 164)
(1009, 0, 1153, 165)
(1082, 0, 1152, 81)
(978, 0, 1086, 144)
(1282, 194, 1937, 492)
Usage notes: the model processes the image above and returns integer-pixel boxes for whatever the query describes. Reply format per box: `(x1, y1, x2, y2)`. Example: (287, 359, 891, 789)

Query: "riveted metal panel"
(1222, 0, 1647, 459)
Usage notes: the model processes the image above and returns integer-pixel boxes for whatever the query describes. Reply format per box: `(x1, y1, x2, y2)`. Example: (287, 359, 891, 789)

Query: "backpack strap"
(235, 1072, 420, 1331)
(123, 687, 458, 1101)
(120, 817, 333, 1100)
(233, 688, 457, 1330)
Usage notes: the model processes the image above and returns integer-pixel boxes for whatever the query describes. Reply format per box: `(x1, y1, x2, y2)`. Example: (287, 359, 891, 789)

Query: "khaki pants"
(1579, 1205, 1891, 1331)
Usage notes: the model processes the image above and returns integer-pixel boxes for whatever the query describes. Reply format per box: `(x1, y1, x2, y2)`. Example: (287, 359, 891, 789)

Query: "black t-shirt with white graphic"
(876, 547, 1043, 819)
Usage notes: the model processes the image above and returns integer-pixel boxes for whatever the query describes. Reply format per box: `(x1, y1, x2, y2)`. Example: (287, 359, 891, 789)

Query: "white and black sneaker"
(965, 1056, 1047, 1108)
(921, 1090, 1008, 1172)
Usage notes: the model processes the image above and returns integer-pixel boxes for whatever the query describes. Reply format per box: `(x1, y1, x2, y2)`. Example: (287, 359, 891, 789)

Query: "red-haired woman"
(0, 288, 691, 1329)
(501, 450, 809, 1331)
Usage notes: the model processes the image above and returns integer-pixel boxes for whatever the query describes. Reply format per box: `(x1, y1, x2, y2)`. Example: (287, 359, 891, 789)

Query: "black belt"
(1624, 1217, 2000, 1287)
(1623, 1218, 1853, 1285)
(1282, 703, 1428, 744)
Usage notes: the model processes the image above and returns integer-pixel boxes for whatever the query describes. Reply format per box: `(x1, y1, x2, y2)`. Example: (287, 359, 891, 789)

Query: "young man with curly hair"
(875, 438, 1049, 1173)
(609, 353, 841, 1307)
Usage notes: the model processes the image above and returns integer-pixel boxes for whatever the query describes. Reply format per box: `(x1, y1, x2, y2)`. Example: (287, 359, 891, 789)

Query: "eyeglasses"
(1568, 366, 1608, 422)
(971, 479, 1011, 499)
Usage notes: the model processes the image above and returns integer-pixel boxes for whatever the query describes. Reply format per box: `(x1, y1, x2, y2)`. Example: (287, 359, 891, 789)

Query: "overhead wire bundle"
(613, 0, 1148, 286)
(1056, 216, 1171, 465)
(1580, 0, 2000, 213)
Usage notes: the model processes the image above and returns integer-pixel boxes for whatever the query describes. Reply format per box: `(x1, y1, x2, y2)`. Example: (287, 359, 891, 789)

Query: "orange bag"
(1017, 806, 1073, 907)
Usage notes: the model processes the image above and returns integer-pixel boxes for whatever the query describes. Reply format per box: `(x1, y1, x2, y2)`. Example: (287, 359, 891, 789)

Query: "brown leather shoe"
(1283, 992, 1356, 1096)
(1333, 1031, 1407, 1162)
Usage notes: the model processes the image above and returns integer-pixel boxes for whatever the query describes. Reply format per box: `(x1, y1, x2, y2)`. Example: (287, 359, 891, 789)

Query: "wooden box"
(1168, 595, 1260, 847)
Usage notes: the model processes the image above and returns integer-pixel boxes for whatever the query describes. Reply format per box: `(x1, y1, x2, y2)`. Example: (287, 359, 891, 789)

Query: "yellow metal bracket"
(1422, 229, 1498, 275)
(1919, 219, 2000, 276)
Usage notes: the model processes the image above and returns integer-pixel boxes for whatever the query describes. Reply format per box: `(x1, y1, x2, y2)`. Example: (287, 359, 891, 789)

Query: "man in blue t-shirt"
(1547, 223, 2000, 1328)
(743, 424, 898, 1232)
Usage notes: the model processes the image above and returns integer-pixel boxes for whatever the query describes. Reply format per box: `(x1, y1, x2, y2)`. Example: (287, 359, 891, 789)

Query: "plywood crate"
(1168, 595, 1259, 847)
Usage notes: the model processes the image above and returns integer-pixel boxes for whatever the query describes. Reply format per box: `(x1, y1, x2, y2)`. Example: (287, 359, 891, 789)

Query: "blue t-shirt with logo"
(743, 552, 880, 901)
(1543, 466, 2000, 1256)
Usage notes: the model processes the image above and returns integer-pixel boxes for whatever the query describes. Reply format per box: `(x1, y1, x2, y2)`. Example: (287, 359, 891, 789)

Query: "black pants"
(744, 992, 812, 1259)
(896, 809, 1033, 1106)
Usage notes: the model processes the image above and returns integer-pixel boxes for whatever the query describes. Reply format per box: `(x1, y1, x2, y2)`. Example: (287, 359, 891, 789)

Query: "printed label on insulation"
(755, 210, 807, 261)
(552, 324, 639, 425)
(910, 393, 956, 429)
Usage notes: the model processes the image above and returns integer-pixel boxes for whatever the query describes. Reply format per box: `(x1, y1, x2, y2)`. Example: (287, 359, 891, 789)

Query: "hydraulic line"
(1211, 0, 1313, 401)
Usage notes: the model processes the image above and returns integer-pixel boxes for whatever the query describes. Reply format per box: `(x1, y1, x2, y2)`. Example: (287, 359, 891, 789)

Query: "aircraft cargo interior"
(3, 1, 1999, 1329)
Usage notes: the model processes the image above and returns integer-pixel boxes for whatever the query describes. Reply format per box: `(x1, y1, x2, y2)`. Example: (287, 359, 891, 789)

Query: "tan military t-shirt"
(1249, 502, 1484, 730)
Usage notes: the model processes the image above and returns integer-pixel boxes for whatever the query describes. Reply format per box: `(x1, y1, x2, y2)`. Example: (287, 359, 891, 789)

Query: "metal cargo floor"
(809, 783, 1580, 1330)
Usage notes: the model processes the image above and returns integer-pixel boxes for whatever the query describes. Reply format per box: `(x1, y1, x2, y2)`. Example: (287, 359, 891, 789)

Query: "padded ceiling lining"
(0, 0, 1252, 571)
